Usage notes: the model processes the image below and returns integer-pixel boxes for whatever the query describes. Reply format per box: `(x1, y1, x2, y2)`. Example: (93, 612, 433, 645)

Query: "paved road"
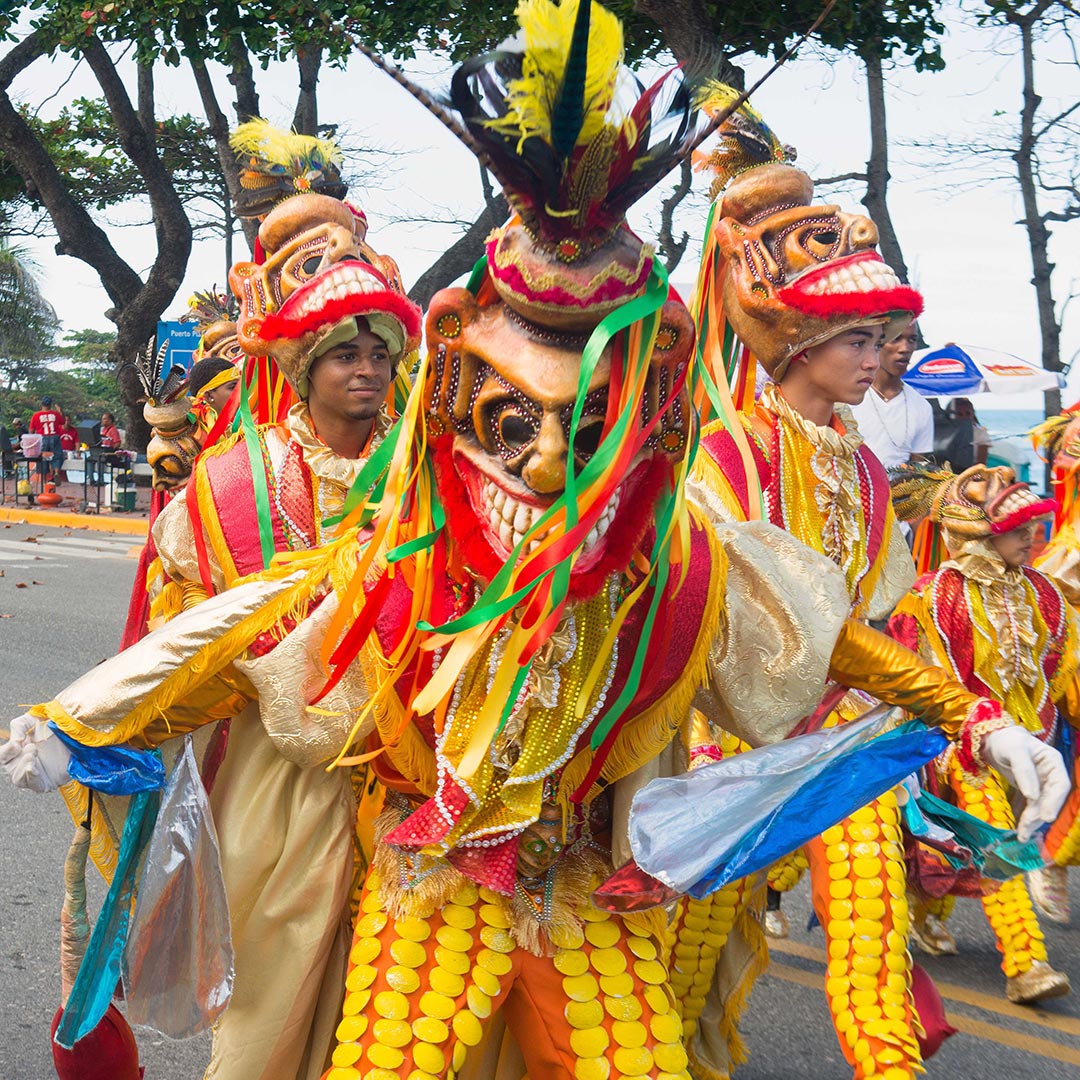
(0, 521, 1078, 1079)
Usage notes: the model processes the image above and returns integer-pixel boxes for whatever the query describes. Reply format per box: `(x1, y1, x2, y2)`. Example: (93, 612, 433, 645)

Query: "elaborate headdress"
(311, 0, 715, 822)
(692, 87, 924, 387)
(891, 461, 1055, 544)
(127, 336, 201, 492)
(229, 120, 348, 219)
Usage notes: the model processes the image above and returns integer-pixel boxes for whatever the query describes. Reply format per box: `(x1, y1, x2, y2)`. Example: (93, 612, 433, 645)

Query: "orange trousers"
(323, 864, 690, 1080)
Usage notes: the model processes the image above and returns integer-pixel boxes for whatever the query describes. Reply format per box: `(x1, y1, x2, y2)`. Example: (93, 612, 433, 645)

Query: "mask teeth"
(482, 479, 621, 556)
(801, 260, 900, 297)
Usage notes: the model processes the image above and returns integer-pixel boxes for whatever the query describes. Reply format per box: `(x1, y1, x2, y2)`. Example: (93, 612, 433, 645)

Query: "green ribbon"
(238, 366, 276, 571)
(420, 260, 672, 639)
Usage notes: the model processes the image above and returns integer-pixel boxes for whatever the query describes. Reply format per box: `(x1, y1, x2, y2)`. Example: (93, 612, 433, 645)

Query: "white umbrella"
(903, 344, 1064, 397)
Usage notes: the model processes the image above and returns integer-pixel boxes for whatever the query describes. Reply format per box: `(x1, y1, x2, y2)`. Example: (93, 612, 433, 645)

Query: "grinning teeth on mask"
(997, 488, 1038, 517)
(481, 479, 621, 556)
(799, 259, 900, 297)
(294, 269, 377, 317)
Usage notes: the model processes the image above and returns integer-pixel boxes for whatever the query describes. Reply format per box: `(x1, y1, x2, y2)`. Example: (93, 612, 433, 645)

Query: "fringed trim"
(558, 511, 727, 803)
(149, 580, 184, 624)
(360, 653, 438, 795)
(508, 850, 610, 958)
(716, 888, 770, 1070)
(371, 806, 467, 919)
(36, 554, 340, 749)
(371, 806, 631, 958)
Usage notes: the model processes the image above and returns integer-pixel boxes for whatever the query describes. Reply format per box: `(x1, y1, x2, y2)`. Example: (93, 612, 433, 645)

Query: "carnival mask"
(197, 320, 244, 367)
(229, 193, 404, 356)
(712, 163, 921, 379)
(937, 465, 1054, 540)
(424, 288, 693, 593)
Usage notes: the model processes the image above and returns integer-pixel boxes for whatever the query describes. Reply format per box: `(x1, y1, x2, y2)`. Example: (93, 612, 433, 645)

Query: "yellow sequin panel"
(807, 792, 924, 1080)
(948, 759, 1047, 973)
(665, 877, 750, 1048)
(768, 848, 810, 893)
(328, 872, 519, 1079)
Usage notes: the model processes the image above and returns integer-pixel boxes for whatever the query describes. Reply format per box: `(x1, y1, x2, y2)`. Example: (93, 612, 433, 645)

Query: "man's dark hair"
(188, 358, 237, 397)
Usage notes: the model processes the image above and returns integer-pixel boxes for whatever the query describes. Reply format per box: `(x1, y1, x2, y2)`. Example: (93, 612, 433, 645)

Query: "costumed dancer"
(676, 99, 952, 1079)
(0, 5, 1069, 1080)
(888, 463, 1077, 1001)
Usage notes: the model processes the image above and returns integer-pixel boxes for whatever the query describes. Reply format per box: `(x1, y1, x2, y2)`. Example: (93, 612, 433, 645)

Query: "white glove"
(981, 726, 1070, 843)
(0, 713, 71, 793)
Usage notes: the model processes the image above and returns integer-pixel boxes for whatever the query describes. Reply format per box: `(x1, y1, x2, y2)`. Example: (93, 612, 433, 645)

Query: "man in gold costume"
(674, 107, 1046, 1078)
(0, 7, 1070, 1080)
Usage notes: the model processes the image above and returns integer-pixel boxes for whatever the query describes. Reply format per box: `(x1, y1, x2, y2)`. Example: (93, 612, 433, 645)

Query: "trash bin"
(114, 489, 137, 512)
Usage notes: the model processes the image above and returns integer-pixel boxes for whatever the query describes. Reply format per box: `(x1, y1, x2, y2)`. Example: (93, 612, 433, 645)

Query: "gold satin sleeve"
(827, 618, 980, 740)
(36, 667, 256, 751)
(137, 667, 255, 747)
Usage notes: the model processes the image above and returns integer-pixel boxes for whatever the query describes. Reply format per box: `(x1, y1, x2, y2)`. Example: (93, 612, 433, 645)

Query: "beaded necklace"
(756, 383, 880, 613)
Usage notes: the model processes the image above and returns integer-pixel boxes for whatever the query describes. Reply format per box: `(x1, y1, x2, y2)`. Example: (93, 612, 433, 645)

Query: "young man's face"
(204, 381, 238, 414)
(990, 521, 1038, 569)
(879, 324, 918, 379)
(792, 325, 884, 407)
(306, 324, 393, 424)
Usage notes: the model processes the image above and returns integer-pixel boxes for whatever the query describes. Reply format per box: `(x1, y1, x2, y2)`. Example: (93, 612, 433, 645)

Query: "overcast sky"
(7, 1, 1080, 412)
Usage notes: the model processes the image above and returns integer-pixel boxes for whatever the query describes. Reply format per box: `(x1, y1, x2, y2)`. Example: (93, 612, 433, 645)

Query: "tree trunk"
(81, 36, 193, 444)
(228, 34, 261, 123)
(861, 45, 910, 283)
(408, 193, 509, 308)
(292, 47, 322, 135)
(190, 55, 258, 252)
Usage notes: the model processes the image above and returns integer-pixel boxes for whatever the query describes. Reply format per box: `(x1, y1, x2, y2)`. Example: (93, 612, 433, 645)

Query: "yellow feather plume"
(229, 119, 343, 173)
(488, 0, 623, 150)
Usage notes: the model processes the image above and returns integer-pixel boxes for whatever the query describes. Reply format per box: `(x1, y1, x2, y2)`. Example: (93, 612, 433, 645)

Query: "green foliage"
(30, 0, 946, 70)
(0, 366, 122, 426)
(0, 241, 58, 391)
(0, 97, 227, 234)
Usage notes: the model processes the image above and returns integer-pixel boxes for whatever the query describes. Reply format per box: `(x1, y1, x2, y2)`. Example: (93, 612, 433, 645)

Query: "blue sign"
(155, 320, 202, 377)
(902, 345, 983, 396)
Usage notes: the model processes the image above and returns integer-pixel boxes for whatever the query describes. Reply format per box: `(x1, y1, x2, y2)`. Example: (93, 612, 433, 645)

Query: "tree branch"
(814, 171, 868, 186)
(408, 193, 509, 308)
(657, 158, 692, 273)
(189, 54, 258, 250)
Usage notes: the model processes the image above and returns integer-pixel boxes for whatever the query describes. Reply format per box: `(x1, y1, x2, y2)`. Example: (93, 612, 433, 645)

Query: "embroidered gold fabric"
(694, 519, 852, 746)
(235, 588, 374, 767)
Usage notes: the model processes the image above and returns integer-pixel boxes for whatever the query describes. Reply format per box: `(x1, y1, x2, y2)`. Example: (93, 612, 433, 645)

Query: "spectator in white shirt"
(850, 322, 934, 468)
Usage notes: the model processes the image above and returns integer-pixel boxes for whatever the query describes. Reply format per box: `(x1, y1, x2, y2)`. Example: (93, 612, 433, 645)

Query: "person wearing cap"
(888, 463, 1076, 1003)
(29, 394, 66, 482)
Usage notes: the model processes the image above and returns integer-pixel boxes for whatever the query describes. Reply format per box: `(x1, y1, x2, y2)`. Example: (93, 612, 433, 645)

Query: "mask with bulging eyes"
(423, 287, 694, 596)
(935, 464, 1054, 541)
(710, 162, 922, 380)
(229, 192, 405, 357)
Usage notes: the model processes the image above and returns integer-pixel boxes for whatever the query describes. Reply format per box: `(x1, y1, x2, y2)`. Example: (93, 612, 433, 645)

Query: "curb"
(0, 505, 149, 537)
